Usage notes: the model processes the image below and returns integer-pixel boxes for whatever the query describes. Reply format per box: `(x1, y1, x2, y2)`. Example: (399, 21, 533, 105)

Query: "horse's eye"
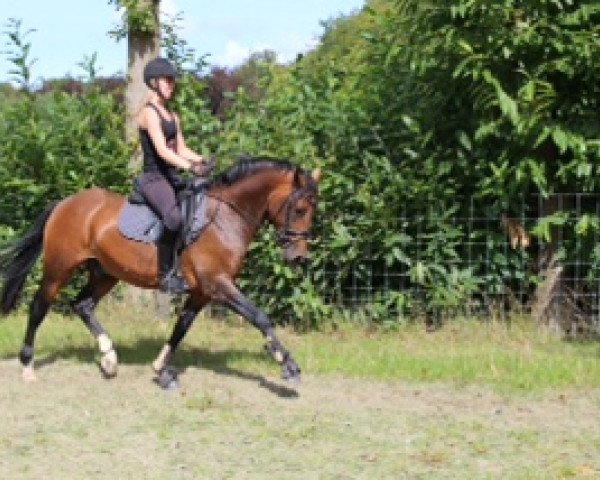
(294, 207, 307, 218)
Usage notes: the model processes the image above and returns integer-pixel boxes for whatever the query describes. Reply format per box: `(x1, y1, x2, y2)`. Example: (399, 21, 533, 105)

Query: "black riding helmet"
(143, 57, 181, 89)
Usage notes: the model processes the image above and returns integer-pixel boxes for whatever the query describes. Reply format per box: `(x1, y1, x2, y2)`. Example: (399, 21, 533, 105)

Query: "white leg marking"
(22, 361, 37, 382)
(97, 333, 113, 354)
(274, 350, 284, 363)
(152, 344, 171, 373)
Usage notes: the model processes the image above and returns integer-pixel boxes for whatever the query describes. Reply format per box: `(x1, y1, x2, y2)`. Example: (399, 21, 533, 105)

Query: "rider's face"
(157, 76, 176, 100)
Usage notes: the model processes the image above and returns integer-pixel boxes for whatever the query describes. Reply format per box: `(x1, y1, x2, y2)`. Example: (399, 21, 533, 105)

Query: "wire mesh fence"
(316, 193, 600, 332)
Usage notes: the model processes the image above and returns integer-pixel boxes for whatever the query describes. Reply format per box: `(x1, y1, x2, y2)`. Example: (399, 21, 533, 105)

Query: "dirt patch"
(1, 359, 599, 479)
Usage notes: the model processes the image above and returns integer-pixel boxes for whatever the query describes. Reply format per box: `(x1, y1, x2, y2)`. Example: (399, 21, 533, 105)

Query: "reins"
(205, 176, 317, 247)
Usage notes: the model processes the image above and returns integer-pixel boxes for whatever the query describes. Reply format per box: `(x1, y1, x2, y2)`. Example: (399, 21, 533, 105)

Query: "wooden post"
(123, 0, 168, 313)
(125, 0, 160, 146)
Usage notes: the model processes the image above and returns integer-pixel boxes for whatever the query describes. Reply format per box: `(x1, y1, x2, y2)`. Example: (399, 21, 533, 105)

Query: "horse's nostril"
(289, 256, 309, 269)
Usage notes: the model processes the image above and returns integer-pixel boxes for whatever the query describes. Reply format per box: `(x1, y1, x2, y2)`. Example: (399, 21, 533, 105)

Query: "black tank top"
(139, 103, 180, 182)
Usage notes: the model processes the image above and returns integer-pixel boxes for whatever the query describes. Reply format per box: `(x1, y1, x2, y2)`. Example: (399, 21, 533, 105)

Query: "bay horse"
(0, 158, 320, 386)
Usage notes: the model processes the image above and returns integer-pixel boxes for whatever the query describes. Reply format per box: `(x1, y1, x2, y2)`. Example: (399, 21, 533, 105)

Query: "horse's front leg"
(152, 298, 203, 389)
(219, 282, 301, 384)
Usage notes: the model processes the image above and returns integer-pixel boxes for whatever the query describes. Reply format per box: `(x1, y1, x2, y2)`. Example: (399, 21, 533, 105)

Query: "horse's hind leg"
(20, 288, 52, 381)
(20, 269, 72, 381)
(72, 261, 118, 378)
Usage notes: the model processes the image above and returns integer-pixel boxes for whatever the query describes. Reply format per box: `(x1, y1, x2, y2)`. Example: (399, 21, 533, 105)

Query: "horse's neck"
(215, 171, 285, 223)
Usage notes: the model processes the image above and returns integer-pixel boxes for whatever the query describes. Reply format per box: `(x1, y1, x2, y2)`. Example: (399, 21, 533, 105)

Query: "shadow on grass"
(1, 337, 299, 398)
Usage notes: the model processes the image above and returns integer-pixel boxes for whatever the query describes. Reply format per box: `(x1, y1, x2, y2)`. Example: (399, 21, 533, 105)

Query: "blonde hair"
(136, 88, 159, 117)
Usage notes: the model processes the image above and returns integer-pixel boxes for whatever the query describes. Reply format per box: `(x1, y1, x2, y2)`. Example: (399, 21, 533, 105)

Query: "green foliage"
(170, 0, 600, 327)
(2, 18, 36, 92)
(3, 2, 600, 328)
(108, 0, 159, 40)
(0, 82, 132, 229)
(0, 23, 133, 307)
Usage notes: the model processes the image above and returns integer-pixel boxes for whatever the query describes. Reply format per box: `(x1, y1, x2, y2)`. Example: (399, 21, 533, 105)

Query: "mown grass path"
(1, 309, 599, 478)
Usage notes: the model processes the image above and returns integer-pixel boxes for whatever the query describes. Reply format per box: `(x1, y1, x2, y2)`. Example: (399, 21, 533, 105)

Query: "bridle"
(273, 182, 317, 248)
(207, 172, 317, 248)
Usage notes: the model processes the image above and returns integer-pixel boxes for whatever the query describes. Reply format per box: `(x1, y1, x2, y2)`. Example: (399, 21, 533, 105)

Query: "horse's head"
(268, 167, 321, 265)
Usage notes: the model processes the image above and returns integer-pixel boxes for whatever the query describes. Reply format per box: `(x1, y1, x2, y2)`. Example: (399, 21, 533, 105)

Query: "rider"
(137, 57, 214, 294)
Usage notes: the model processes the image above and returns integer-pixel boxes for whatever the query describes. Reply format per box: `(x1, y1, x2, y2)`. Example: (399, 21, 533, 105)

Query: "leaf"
(575, 214, 599, 236)
(482, 69, 519, 125)
(519, 80, 536, 102)
(531, 212, 569, 243)
(551, 127, 570, 154)
(410, 261, 427, 285)
(457, 131, 472, 152)
(576, 162, 592, 178)
(457, 39, 473, 53)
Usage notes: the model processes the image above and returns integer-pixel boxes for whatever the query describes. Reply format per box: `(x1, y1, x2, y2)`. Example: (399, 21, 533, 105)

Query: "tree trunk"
(124, 0, 165, 311)
(125, 0, 161, 147)
(531, 195, 574, 333)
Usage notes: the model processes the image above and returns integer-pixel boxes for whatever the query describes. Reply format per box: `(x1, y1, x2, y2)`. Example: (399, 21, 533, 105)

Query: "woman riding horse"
(0, 157, 320, 387)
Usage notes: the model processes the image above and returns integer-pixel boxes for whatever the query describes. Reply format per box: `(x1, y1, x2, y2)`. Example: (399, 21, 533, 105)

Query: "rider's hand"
(190, 158, 216, 177)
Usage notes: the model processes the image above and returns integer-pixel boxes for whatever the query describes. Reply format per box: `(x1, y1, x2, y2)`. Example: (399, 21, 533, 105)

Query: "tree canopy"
(2, 1, 600, 325)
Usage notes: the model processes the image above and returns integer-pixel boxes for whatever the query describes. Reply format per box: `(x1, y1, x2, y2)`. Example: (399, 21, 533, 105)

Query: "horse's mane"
(208, 156, 298, 188)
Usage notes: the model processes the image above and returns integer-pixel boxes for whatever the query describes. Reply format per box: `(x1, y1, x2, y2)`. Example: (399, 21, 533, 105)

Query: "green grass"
(300, 320, 600, 392)
(1, 302, 599, 393)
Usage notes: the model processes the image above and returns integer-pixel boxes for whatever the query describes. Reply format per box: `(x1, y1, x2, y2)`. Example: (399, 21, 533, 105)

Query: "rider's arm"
(173, 114, 206, 164)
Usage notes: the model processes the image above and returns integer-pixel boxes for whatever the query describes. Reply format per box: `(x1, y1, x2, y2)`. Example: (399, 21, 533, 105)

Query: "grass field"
(1, 302, 600, 478)
(2, 303, 599, 392)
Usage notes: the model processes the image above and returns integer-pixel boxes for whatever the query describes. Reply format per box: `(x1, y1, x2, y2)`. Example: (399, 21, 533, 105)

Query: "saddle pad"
(118, 194, 209, 245)
(118, 203, 163, 244)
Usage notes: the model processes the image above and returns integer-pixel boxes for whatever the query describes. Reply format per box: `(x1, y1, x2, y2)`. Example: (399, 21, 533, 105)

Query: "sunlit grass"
(298, 319, 600, 392)
(1, 301, 599, 393)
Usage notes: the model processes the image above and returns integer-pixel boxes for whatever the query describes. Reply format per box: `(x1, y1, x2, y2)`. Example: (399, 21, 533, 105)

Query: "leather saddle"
(118, 177, 210, 246)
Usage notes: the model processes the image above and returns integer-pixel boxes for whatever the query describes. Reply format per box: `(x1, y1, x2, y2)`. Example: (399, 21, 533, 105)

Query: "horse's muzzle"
(284, 248, 310, 267)
(289, 255, 309, 268)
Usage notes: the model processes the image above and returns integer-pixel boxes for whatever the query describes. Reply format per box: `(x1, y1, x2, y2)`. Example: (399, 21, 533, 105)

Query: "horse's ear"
(293, 168, 304, 187)
(311, 168, 322, 183)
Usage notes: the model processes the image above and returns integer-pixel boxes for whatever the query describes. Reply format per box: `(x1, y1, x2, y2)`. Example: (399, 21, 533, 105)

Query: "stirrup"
(159, 272, 189, 295)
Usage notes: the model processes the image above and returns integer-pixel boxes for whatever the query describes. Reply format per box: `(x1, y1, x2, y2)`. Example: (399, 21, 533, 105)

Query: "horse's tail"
(0, 202, 58, 315)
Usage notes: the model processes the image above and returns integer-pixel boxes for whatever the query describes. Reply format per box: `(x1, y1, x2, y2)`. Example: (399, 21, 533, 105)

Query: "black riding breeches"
(139, 172, 182, 232)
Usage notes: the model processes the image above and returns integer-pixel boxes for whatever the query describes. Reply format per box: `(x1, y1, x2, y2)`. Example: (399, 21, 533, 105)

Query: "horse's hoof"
(163, 378, 181, 391)
(22, 365, 37, 383)
(281, 364, 301, 386)
(154, 367, 180, 390)
(281, 357, 301, 386)
(284, 373, 301, 387)
(100, 350, 118, 378)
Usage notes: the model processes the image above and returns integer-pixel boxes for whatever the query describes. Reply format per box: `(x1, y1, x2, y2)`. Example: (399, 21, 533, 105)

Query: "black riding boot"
(157, 229, 189, 294)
